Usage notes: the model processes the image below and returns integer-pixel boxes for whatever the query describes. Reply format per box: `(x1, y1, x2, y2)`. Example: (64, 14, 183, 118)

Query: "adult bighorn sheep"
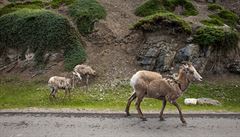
(48, 72, 82, 98)
(125, 62, 202, 124)
(74, 64, 96, 88)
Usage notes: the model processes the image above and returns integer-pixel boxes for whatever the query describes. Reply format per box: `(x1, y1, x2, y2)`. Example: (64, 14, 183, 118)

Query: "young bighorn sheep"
(48, 72, 82, 98)
(125, 62, 202, 123)
(73, 64, 96, 88)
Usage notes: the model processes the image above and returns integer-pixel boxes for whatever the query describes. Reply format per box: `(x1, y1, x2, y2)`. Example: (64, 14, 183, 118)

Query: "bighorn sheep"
(125, 62, 202, 124)
(48, 72, 82, 98)
(74, 64, 96, 88)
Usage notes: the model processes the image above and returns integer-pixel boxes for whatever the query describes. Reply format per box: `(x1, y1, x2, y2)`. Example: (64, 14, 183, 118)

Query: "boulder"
(184, 98, 198, 105)
(197, 98, 221, 106)
(228, 61, 240, 74)
(174, 44, 200, 63)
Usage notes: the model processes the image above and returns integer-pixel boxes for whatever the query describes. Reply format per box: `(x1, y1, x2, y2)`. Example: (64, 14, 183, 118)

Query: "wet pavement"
(0, 113, 240, 137)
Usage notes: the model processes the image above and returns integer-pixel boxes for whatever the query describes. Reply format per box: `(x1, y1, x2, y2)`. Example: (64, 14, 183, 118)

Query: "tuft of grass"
(68, 0, 106, 35)
(201, 18, 224, 26)
(208, 3, 223, 11)
(132, 12, 191, 34)
(0, 80, 240, 112)
(0, 1, 45, 16)
(50, 0, 75, 9)
(193, 26, 239, 53)
(135, 0, 198, 17)
(0, 8, 86, 70)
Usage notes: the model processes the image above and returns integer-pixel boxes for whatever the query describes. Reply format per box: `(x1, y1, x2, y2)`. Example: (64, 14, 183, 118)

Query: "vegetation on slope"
(193, 26, 239, 53)
(0, 9, 86, 70)
(132, 12, 191, 34)
(68, 0, 106, 34)
(207, 3, 223, 11)
(50, 0, 75, 8)
(207, 3, 239, 28)
(135, 0, 198, 17)
(0, 1, 45, 16)
(201, 18, 224, 26)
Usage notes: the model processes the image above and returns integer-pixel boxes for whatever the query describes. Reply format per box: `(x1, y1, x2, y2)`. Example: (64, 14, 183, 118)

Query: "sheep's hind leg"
(172, 101, 186, 124)
(125, 92, 137, 116)
(159, 98, 167, 121)
(135, 97, 146, 121)
(49, 87, 56, 99)
(52, 89, 57, 99)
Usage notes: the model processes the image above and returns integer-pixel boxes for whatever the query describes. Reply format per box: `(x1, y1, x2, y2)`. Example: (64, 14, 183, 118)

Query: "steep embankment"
(83, 0, 145, 83)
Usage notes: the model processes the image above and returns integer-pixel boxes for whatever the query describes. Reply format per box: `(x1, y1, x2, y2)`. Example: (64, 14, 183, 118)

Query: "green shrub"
(0, 1, 44, 16)
(201, 18, 224, 26)
(132, 12, 191, 34)
(164, 0, 198, 16)
(208, 8, 239, 28)
(68, 0, 106, 34)
(64, 43, 87, 70)
(208, 3, 223, 11)
(181, 0, 198, 16)
(50, 0, 75, 9)
(0, 9, 86, 70)
(135, 0, 165, 17)
(135, 0, 198, 17)
(193, 26, 239, 52)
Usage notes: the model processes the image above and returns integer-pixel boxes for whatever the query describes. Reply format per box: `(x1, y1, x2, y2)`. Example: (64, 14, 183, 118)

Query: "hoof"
(141, 117, 147, 121)
(125, 112, 130, 117)
(182, 120, 187, 125)
(159, 117, 165, 121)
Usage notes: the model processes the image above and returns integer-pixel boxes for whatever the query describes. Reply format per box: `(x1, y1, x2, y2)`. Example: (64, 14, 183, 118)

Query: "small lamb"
(48, 72, 82, 98)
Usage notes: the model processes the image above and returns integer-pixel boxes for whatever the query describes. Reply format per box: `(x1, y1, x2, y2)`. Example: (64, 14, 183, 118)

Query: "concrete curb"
(1, 111, 240, 118)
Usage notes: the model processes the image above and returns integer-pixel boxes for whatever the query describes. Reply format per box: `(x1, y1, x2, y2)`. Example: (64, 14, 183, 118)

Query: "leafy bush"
(68, 0, 106, 34)
(207, 3, 223, 11)
(201, 18, 224, 26)
(135, 0, 198, 17)
(132, 12, 191, 34)
(0, 9, 86, 70)
(64, 43, 87, 70)
(193, 26, 239, 52)
(0, 1, 44, 16)
(50, 0, 74, 8)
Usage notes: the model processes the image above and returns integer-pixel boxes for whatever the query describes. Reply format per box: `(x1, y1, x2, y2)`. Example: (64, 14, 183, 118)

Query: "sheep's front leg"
(159, 98, 167, 121)
(135, 97, 146, 121)
(125, 92, 137, 116)
(172, 101, 186, 124)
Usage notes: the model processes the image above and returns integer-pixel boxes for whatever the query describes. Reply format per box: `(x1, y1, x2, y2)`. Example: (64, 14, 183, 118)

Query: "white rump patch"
(130, 72, 140, 88)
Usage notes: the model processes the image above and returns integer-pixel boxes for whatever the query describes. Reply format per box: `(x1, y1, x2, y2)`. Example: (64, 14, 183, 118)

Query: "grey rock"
(197, 98, 221, 106)
(140, 58, 156, 65)
(175, 44, 200, 63)
(145, 48, 160, 57)
(228, 61, 240, 74)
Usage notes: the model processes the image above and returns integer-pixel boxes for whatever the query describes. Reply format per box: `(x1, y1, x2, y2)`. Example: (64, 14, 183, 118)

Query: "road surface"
(0, 113, 240, 137)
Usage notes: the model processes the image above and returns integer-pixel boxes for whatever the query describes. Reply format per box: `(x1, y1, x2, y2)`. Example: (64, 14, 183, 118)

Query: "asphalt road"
(0, 113, 240, 137)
